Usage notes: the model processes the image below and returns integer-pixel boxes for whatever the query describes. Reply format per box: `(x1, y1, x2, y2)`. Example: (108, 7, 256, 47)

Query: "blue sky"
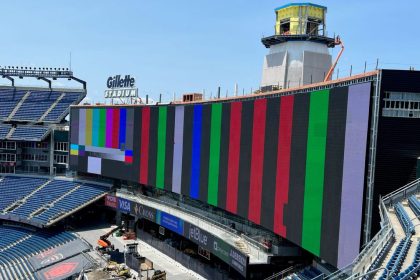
(0, 1, 417, 103)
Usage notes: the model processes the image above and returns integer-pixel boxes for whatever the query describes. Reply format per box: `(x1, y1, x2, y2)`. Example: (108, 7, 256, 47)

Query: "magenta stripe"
(337, 82, 371, 268)
(106, 109, 113, 148)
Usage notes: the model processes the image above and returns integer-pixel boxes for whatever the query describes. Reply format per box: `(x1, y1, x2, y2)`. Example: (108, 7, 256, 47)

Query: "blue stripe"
(119, 108, 126, 149)
(190, 105, 202, 199)
(93, 109, 100, 146)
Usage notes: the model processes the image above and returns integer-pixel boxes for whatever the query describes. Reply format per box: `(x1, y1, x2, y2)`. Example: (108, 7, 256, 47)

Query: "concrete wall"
(261, 41, 331, 89)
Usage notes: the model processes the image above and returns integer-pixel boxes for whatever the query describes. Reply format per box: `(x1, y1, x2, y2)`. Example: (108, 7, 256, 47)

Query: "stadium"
(0, 2, 419, 280)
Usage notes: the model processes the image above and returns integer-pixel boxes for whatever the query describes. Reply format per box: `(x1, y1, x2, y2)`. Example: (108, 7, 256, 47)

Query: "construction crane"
(324, 36, 345, 82)
(97, 225, 123, 251)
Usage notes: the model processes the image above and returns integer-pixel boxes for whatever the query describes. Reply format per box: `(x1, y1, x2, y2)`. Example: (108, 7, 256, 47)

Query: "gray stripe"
(78, 108, 86, 145)
(172, 106, 184, 194)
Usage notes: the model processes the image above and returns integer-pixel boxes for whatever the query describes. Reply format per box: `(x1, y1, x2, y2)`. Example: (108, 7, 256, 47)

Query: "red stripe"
(112, 109, 120, 149)
(248, 99, 267, 224)
(139, 107, 150, 184)
(273, 95, 294, 236)
(226, 102, 242, 214)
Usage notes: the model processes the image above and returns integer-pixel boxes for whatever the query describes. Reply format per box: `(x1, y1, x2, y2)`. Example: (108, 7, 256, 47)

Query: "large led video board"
(70, 82, 372, 268)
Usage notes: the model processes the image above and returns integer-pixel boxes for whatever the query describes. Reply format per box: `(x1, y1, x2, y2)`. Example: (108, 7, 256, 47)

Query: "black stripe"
(217, 103, 231, 210)
(148, 106, 158, 187)
(320, 86, 348, 264)
(199, 104, 212, 203)
(133, 107, 142, 183)
(260, 97, 281, 230)
(181, 105, 194, 196)
(164, 106, 175, 192)
(236, 100, 254, 220)
(284, 93, 310, 245)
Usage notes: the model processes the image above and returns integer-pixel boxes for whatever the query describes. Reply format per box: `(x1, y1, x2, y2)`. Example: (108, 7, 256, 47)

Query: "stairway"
(6, 91, 30, 121)
(38, 92, 65, 122)
(5, 127, 15, 139)
(3, 180, 51, 212)
(30, 184, 81, 218)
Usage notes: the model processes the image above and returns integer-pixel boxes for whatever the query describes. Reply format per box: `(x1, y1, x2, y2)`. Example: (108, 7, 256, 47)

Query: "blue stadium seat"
(0, 225, 77, 280)
(8, 126, 49, 141)
(12, 91, 61, 121)
(0, 124, 11, 139)
(0, 89, 26, 119)
(43, 92, 82, 122)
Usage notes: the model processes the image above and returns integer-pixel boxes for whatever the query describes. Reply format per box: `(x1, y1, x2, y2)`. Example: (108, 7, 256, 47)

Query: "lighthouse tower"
(261, 3, 336, 91)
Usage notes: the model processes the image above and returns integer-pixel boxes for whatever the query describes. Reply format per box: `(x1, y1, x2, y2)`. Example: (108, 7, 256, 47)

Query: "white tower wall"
(261, 41, 332, 89)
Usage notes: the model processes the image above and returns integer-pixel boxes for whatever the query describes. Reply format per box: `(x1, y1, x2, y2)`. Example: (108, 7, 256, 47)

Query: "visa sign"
(118, 198, 131, 213)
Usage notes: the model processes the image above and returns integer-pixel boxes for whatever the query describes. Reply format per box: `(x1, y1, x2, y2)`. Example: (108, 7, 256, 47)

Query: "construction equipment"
(324, 36, 345, 82)
(97, 225, 123, 251)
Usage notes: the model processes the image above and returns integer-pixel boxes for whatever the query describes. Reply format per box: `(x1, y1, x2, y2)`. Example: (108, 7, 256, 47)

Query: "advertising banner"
(156, 210, 184, 235)
(130, 201, 156, 222)
(104, 194, 118, 208)
(117, 197, 131, 213)
(183, 221, 248, 277)
(36, 254, 93, 280)
(29, 239, 90, 271)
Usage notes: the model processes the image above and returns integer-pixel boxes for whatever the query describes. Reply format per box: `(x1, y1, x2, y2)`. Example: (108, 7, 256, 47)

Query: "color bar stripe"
(85, 109, 93, 146)
(139, 107, 150, 184)
(92, 109, 100, 146)
(119, 108, 126, 149)
(248, 99, 267, 224)
(207, 103, 222, 206)
(273, 95, 294, 236)
(106, 109, 113, 148)
(156, 107, 167, 189)
(172, 106, 184, 194)
(337, 83, 371, 268)
(302, 89, 329, 255)
(78, 109, 86, 145)
(190, 105, 202, 199)
(98, 108, 106, 147)
(112, 109, 120, 149)
(226, 102, 242, 213)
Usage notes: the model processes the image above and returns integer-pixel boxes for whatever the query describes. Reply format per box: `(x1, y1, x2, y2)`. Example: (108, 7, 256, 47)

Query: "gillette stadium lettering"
(107, 75, 135, 89)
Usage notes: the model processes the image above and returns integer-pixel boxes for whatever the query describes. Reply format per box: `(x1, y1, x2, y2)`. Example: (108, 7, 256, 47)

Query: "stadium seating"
(0, 124, 11, 139)
(0, 176, 109, 227)
(0, 177, 48, 211)
(11, 180, 78, 218)
(361, 236, 395, 280)
(43, 92, 81, 122)
(408, 196, 420, 217)
(296, 267, 323, 280)
(8, 126, 49, 141)
(12, 91, 61, 121)
(378, 237, 412, 280)
(0, 225, 77, 280)
(395, 241, 420, 280)
(0, 89, 26, 119)
(395, 203, 415, 235)
(35, 183, 109, 224)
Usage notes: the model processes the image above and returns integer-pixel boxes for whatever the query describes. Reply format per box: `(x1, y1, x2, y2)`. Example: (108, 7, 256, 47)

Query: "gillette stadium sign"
(104, 75, 138, 98)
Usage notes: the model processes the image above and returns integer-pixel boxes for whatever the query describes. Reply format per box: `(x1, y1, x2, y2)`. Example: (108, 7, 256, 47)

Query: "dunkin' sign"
(105, 195, 118, 208)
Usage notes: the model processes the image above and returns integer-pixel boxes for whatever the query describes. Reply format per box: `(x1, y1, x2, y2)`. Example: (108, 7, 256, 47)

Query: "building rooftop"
(275, 2, 327, 11)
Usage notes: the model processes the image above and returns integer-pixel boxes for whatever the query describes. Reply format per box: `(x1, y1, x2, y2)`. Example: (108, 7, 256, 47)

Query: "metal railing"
(382, 178, 420, 207)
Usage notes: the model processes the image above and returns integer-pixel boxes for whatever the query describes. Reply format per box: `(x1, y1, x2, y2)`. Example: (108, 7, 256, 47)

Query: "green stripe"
(156, 107, 167, 189)
(98, 108, 106, 147)
(302, 89, 329, 255)
(207, 103, 222, 206)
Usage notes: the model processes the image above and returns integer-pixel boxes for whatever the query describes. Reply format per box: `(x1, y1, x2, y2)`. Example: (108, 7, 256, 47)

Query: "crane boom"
(324, 36, 345, 82)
